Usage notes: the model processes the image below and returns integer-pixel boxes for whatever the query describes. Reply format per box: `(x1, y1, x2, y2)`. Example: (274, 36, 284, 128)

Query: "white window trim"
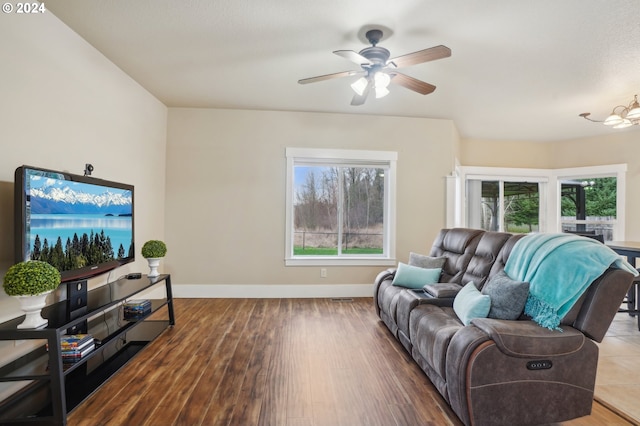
(453, 164, 626, 238)
(285, 147, 397, 266)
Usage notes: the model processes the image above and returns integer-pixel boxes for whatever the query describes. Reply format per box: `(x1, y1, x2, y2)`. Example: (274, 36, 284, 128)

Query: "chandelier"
(580, 94, 640, 129)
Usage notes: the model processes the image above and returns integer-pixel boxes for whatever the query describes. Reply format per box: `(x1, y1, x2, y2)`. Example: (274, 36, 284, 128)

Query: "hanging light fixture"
(373, 72, 391, 98)
(350, 71, 392, 99)
(350, 77, 369, 96)
(580, 94, 640, 129)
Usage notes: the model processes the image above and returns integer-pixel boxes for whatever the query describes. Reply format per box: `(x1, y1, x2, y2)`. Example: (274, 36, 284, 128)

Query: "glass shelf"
(0, 274, 174, 425)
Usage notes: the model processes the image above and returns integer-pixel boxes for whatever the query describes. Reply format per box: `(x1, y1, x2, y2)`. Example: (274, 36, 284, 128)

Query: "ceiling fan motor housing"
(358, 46, 390, 66)
(365, 29, 384, 46)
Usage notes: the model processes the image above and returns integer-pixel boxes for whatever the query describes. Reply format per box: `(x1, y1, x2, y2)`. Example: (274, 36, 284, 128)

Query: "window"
(467, 180, 541, 233)
(454, 164, 626, 240)
(555, 164, 626, 242)
(285, 148, 397, 266)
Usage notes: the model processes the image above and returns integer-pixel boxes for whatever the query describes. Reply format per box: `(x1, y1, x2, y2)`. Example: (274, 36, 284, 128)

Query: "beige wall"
(165, 108, 458, 286)
(0, 11, 167, 322)
(460, 138, 553, 169)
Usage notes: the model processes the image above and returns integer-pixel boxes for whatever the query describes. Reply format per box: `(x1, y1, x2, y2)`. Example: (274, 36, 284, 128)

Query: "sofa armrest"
(373, 268, 397, 316)
(423, 282, 462, 298)
(470, 318, 585, 357)
(374, 268, 396, 286)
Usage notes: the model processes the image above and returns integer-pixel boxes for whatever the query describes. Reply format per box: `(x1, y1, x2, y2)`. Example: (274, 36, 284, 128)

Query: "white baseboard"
(172, 284, 374, 298)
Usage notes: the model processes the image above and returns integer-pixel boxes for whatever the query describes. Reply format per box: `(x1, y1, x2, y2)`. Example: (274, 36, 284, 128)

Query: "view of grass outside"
(293, 246, 383, 255)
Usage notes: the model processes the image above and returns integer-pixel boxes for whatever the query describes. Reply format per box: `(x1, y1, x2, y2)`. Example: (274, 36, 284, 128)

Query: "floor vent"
(331, 298, 354, 302)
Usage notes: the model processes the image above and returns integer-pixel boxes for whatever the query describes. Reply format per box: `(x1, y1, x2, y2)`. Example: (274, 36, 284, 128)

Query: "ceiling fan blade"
(298, 70, 362, 85)
(334, 50, 373, 66)
(390, 72, 436, 95)
(351, 81, 371, 106)
(388, 45, 451, 69)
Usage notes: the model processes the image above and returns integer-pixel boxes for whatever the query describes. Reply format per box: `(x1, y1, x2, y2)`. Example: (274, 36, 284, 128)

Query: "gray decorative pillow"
(409, 252, 446, 269)
(481, 271, 530, 320)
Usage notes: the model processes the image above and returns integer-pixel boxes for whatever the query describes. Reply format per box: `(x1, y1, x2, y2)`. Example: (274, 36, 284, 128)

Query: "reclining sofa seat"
(373, 228, 634, 426)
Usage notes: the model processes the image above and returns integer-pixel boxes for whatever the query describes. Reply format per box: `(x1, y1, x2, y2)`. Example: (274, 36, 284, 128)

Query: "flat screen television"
(14, 165, 135, 284)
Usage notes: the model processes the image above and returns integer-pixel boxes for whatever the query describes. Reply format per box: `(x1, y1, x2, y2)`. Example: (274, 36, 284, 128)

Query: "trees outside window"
(294, 166, 384, 255)
(467, 180, 540, 233)
(285, 148, 396, 266)
(560, 177, 617, 240)
(458, 164, 625, 240)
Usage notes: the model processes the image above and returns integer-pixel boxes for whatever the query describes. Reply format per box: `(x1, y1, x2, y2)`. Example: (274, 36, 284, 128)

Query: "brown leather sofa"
(374, 228, 634, 425)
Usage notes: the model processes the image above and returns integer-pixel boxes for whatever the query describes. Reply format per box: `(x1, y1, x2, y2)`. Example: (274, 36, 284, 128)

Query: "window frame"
(453, 164, 626, 239)
(552, 164, 627, 240)
(463, 170, 548, 233)
(285, 147, 397, 266)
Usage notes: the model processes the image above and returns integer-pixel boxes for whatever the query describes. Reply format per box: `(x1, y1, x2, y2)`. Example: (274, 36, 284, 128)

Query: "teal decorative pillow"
(408, 252, 446, 269)
(391, 263, 442, 289)
(453, 282, 491, 326)
(481, 271, 530, 320)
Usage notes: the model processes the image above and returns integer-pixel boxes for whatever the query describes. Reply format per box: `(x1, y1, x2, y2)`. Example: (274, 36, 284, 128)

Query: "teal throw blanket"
(504, 233, 637, 330)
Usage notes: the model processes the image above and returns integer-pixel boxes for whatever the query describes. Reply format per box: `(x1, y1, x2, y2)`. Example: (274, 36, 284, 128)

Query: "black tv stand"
(0, 274, 174, 425)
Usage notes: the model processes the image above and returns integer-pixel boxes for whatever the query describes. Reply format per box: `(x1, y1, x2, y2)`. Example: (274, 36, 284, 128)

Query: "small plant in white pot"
(141, 240, 167, 278)
(3, 260, 61, 329)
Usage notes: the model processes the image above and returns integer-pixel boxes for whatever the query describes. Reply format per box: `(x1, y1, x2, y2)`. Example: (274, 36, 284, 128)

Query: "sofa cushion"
(392, 263, 441, 289)
(461, 231, 513, 287)
(411, 305, 464, 381)
(409, 252, 447, 269)
(481, 271, 529, 320)
(453, 282, 491, 326)
(429, 228, 484, 283)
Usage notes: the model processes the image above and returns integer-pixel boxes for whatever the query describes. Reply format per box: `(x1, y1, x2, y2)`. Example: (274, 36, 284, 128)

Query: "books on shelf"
(59, 334, 95, 363)
(123, 299, 152, 320)
(60, 334, 93, 350)
(62, 345, 95, 363)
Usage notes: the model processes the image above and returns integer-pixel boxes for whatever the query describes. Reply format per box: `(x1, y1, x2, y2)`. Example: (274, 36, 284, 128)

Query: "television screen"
(14, 165, 135, 283)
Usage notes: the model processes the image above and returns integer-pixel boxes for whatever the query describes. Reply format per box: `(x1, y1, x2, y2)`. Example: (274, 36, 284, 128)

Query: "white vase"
(147, 258, 162, 277)
(15, 292, 51, 329)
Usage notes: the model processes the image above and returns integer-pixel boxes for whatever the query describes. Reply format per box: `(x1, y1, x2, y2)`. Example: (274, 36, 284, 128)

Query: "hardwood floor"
(68, 298, 631, 426)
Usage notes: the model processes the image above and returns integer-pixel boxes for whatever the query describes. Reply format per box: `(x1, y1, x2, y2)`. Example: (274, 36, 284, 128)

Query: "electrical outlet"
(320, 268, 327, 278)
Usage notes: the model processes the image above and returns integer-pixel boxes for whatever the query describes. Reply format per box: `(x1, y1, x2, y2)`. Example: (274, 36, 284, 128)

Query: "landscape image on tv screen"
(24, 169, 133, 273)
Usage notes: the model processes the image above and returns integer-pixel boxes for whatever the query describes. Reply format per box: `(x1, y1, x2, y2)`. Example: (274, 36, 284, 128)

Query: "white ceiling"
(45, 0, 640, 142)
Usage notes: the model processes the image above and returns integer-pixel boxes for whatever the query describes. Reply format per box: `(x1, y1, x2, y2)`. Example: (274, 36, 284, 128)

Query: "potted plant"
(141, 240, 167, 277)
(3, 260, 61, 329)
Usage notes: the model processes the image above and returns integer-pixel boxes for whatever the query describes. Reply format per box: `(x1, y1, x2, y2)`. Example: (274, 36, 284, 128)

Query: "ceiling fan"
(298, 29, 451, 106)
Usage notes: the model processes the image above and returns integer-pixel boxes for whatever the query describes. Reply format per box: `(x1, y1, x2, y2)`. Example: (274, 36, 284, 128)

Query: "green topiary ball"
(3, 261, 61, 296)
(141, 240, 167, 258)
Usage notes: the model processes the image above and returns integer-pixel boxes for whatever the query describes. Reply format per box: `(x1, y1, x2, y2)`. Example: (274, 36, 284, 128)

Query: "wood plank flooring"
(68, 298, 631, 426)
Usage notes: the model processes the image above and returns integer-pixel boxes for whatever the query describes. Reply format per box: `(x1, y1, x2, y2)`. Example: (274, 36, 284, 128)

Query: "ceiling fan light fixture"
(374, 72, 391, 89)
(299, 28, 451, 106)
(375, 86, 390, 99)
(351, 77, 369, 96)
